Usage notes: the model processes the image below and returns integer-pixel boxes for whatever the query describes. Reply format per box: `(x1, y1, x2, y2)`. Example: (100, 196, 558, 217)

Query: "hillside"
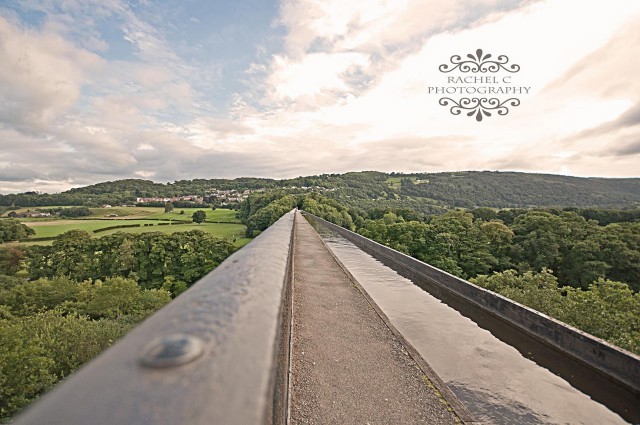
(1, 171, 639, 209)
(398, 171, 640, 208)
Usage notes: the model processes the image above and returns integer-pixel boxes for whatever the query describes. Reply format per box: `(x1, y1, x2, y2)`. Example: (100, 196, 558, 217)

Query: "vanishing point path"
(289, 212, 463, 424)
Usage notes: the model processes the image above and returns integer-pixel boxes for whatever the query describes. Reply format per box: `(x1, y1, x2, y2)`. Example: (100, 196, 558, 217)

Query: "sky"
(0, 0, 639, 194)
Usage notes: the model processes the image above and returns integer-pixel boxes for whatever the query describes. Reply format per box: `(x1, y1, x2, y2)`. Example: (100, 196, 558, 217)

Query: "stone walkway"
(289, 212, 461, 424)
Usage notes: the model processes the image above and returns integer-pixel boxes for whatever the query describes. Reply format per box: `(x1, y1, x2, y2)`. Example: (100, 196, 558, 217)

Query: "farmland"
(2, 207, 249, 246)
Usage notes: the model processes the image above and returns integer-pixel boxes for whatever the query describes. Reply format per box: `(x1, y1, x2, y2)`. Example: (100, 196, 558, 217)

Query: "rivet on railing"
(139, 333, 205, 368)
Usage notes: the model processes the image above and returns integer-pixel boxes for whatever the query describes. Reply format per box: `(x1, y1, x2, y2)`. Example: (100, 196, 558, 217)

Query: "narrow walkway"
(289, 212, 460, 424)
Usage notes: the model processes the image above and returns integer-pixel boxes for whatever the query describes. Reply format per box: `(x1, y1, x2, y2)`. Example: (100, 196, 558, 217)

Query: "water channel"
(314, 225, 627, 424)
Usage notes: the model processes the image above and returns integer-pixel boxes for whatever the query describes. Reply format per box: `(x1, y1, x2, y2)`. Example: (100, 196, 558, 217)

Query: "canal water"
(314, 226, 626, 424)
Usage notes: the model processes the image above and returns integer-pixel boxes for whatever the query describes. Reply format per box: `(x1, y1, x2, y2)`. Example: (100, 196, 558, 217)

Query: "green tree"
(480, 221, 514, 271)
(75, 277, 171, 319)
(164, 202, 174, 213)
(0, 247, 25, 275)
(429, 210, 497, 278)
(192, 210, 207, 224)
(0, 219, 35, 242)
(0, 310, 132, 420)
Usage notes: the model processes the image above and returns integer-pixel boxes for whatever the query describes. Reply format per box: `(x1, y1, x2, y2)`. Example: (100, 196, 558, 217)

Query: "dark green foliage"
(300, 194, 354, 230)
(192, 210, 207, 224)
(399, 171, 640, 208)
(92, 223, 141, 233)
(357, 207, 640, 292)
(0, 222, 239, 420)
(58, 207, 91, 217)
(24, 230, 236, 293)
(0, 309, 134, 420)
(359, 211, 497, 278)
(243, 194, 297, 237)
(572, 208, 640, 225)
(0, 247, 25, 275)
(36, 207, 92, 217)
(0, 219, 35, 242)
(0, 273, 170, 420)
(0, 276, 171, 320)
(471, 270, 640, 354)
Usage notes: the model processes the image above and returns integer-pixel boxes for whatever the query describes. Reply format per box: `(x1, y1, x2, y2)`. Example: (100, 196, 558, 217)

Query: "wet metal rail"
(303, 212, 640, 423)
(14, 210, 297, 425)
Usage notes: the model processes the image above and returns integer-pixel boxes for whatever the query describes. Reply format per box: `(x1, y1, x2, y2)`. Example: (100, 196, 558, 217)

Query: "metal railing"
(14, 210, 296, 425)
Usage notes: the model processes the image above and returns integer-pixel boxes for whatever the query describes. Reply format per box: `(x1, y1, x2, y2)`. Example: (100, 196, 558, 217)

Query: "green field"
(386, 176, 419, 189)
(97, 222, 248, 241)
(4, 207, 249, 247)
(85, 206, 240, 222)
(25, 219, 172, 238)
(2, 206, 241, 222)
(160, 208, 240, 222)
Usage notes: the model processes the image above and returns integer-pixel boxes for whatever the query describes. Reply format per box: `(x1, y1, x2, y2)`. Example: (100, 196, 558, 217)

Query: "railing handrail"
(14, 210, 297, 425)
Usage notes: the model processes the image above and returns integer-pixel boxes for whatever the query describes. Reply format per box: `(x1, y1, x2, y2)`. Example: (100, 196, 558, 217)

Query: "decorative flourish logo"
(438, 97, 521, 122)
(428, 49, 529, 122)
(439, 49, 520, 74)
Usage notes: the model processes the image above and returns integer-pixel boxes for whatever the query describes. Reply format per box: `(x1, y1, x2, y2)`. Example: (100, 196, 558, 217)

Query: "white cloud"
(268, 52, 369, 101)
(135, 170, 156, 178)
(0, 15, 104, 131)
(240, 0, 640, 178)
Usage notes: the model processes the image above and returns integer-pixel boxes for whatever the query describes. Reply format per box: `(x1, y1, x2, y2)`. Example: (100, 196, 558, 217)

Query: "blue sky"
(0, 0, 639, 193)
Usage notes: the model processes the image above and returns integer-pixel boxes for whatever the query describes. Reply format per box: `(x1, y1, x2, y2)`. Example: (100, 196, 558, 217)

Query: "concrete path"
(289, 212, 460, 424)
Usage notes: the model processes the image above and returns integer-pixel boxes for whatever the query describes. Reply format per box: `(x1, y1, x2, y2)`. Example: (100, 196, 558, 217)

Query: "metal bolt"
(139, 333, 205, 368)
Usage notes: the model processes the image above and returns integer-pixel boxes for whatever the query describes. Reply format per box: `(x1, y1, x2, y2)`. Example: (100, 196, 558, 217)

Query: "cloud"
(277, 0, 537, 57)
(247, 0, 640, 179)
(0, 15, 104, 132)
(268, 52, 369, 102)
(544, 18, 640, 163)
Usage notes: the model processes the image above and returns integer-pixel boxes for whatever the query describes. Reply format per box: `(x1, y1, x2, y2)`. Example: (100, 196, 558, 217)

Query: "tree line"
(25, 230, 235, 295)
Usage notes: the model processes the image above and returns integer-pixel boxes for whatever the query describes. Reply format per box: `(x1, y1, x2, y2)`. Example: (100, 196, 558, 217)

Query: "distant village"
(135, 186, 333, 206)
(135, 188, 259, 206)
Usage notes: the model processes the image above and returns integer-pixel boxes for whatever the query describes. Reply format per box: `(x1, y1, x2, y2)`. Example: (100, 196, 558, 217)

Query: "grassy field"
(3, 207, 249, 247)
(386, 176, 419, 189)
(24, 219, 172, 238)
(85, 206, 240, 222)
(386, 176, 430, 189)
(161, 208, 240, 222)
(97, 222, 248, 240)
(2, 206, 241, 222)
